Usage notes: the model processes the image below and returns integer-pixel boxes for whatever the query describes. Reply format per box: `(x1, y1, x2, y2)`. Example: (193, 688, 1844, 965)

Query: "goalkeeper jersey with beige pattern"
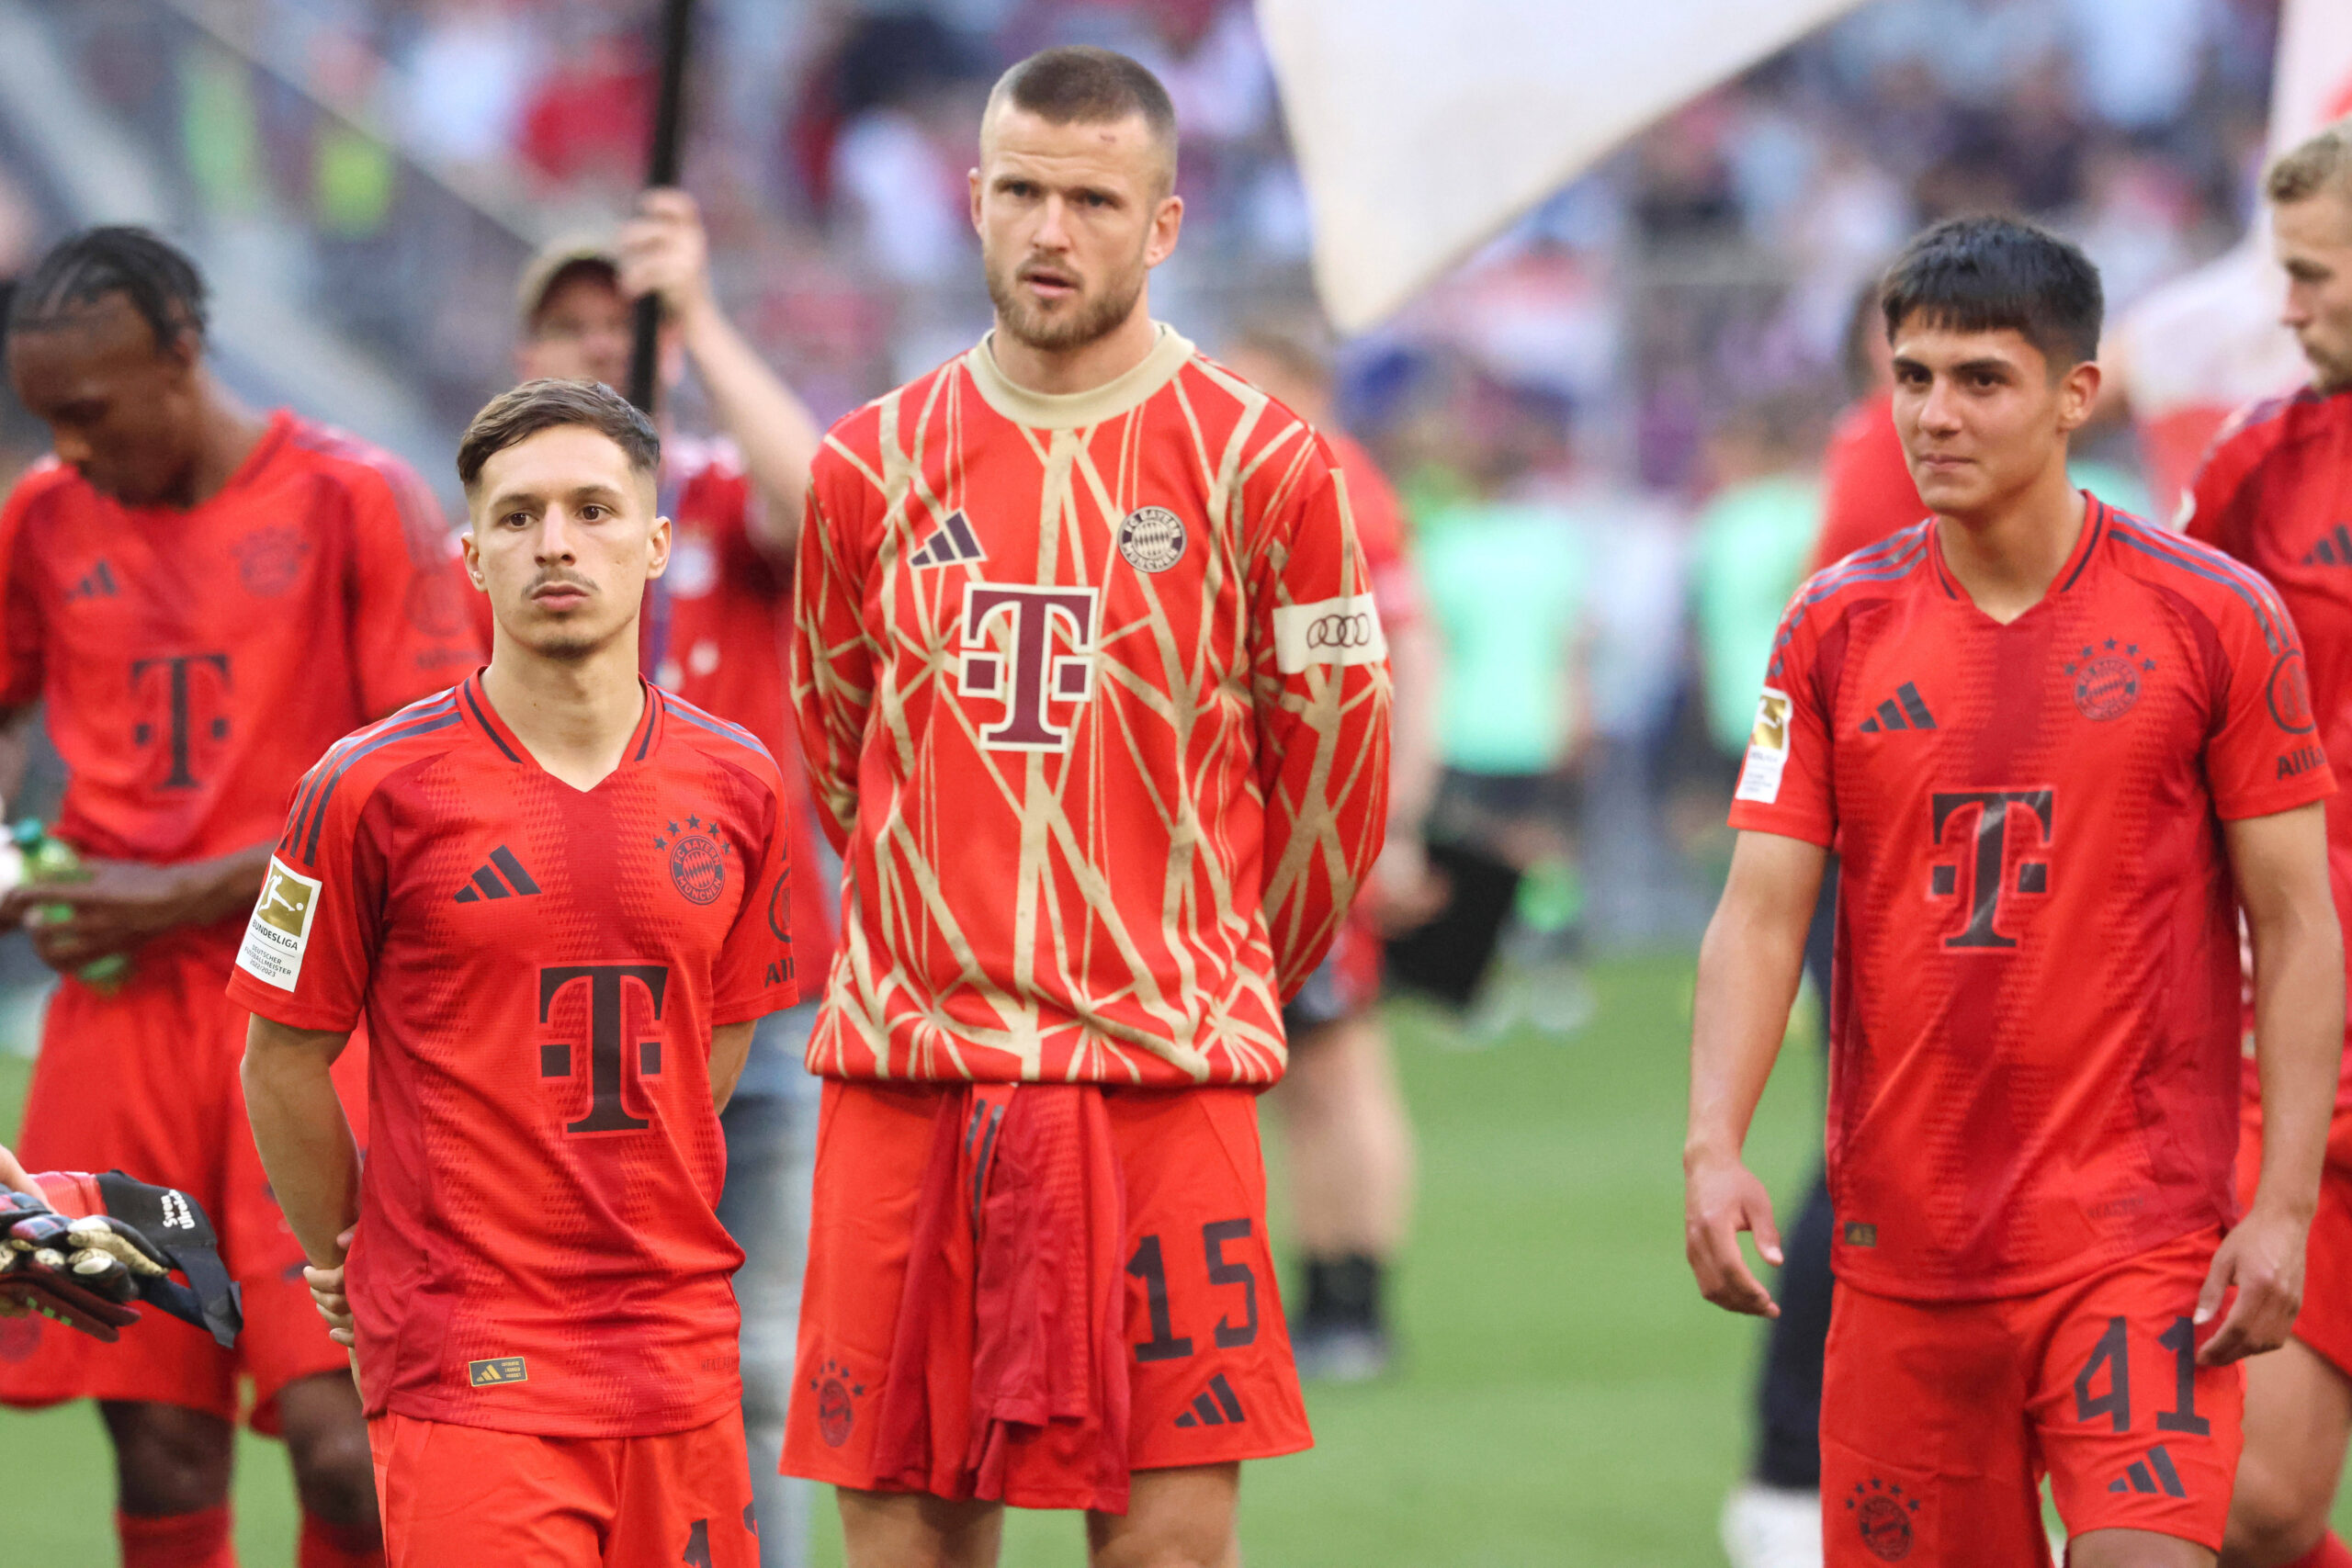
(792, 325, 1391, 1087)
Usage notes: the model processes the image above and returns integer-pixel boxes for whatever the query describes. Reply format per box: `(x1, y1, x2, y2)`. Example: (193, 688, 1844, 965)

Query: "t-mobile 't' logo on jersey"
(130, 653, 231, 790)
(538, 964, 669, 1134)
(956, 583, 1099, 752)
(1928, 789, 2054, 950)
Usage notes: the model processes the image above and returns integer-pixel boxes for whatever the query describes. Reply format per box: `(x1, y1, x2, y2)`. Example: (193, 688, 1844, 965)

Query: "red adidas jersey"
(1809, 390, 1924, 574)
(0, 412, 480, 957)
(793, 327, 1391, 1086)
(1731, 497, 2332, 1300)
(2186, 388, 2352, 1118)
(225, 673, 798, 1437)
(1329, 432, 1420, 634)
(649, 436, 837, 979)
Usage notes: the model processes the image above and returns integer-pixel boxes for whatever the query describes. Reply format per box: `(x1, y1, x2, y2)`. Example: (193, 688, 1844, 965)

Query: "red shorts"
(2236, 1077, 2352, 1380)
(1822, 1229, 2242, 1564)
(369, 1409, 756, 1566)
(784, 1081, 1311, 1508)
(0, 941, 367, 1431)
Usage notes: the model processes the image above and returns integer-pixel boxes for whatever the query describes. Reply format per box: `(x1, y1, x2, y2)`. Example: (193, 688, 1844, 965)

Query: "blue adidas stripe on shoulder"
(1802, 525, 1930, 606)
(294, 700, 466, 866)
(662, 694, 777, 767)
(2109, 513, 2292, 656)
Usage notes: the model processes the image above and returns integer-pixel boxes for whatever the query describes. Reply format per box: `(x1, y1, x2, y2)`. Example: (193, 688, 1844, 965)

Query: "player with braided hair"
(0, 225, 480, 1568)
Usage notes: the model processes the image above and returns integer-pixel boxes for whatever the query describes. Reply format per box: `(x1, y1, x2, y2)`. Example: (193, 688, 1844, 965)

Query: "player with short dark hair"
(235, 378, 797, 1566)
(511, 188, 834, 1566)
(2182, 118, 2352, 1568)
(785, 44, 1389, 1568)
(0, 224, 481, 1568)
(1686, 215, 2344, 1567)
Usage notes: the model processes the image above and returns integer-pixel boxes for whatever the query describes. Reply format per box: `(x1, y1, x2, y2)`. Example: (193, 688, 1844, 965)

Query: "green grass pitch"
(7, 955, 2334, 1562)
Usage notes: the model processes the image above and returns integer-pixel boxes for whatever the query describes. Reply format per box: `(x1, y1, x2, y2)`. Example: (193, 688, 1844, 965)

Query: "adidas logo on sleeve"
(453, 845, 541, 903)
(1858, 682, 1937, 734)
(908, 510, 986, 570)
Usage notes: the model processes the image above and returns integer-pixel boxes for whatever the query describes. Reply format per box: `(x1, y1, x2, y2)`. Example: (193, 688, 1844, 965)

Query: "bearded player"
(0, 228, 481, 1568)
(1687, 216, 2343, 1568)
(786, 46, 1389, 1566)
(513, 188, 833, 1568)
(2182, 119, 2352, 1568)
(236, 379, 797, 1565)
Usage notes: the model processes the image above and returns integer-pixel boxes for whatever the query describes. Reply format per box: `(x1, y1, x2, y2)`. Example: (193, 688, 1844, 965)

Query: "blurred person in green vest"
(1410, 373, 1592, 1034)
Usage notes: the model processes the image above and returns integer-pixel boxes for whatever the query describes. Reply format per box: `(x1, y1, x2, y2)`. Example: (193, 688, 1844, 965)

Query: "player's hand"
(2, 858, 201, 969)
(0, 1145, 33, 1197)
(1684, 1151, 1782, 1317)
(2194, 1202, 2309, 1365)
(303, 1227, 356, 1348)
(1369, 839, 1450, 935)
(616, 188, 714, 322)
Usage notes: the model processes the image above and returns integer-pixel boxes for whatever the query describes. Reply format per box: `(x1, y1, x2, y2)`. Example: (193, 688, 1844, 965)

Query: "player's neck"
(479, 637, 647, 792)
(1933, 470, 2086, 626)
(175, 377, 271, 510)
(987, 302, 1160, 397)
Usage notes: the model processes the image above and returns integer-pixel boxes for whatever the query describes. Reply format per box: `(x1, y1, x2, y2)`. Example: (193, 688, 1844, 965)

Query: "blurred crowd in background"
(0, 0, 2300, 1020)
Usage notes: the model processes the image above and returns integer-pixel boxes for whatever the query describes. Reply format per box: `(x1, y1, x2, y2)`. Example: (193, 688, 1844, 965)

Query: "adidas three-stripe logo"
(1858, 682, 1937, 734)
(454, 846, 541, 903)
(908, 510, 986, 570)
(2109, 1443, 2188, 1498)
(2305, 524, 2352, 567)
(1172, 1373, 1248, 1429)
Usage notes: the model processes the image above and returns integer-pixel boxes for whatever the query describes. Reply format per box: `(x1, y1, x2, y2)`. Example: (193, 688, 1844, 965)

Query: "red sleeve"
(1330, 434, 1420, 631)
(342, 459, 484, 717)
(1810, 397, 1922, 573)
(1250, 432, 1393, 998)
(2179, 412, 2266, 560)
(1724, 590, 1838, 847)
(792, 454, 876, 857)
(0, 483, 42, 710)
(225, 755, 385, 1031)
(2205, 578, 2335, 821)
(710, 772, 798, 1024)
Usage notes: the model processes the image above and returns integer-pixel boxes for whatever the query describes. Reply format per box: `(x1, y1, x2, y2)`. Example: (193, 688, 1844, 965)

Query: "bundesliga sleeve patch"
(1735, 688, 1793, 805)
(235, 857, 323, 990)
(1272, 594, 1386, 674)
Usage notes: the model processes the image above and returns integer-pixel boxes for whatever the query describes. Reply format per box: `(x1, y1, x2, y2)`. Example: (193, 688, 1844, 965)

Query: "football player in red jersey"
(513, 190, 833, 1568)
(237, 380, 797, 1566)
(786, 46, 1389, 1567)
(1686, 216, 2344, 1568)
(0, 228, 481, 1568)
(2182, 121, 2352, 1568)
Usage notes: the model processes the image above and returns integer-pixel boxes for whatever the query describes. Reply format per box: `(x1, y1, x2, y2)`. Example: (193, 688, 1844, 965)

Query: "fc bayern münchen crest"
(1116, 506, 1187, 572)
(1847, 1480, 1918, 1562)
(2064, 637, 2153, 722)
(653, 814, 731, 905)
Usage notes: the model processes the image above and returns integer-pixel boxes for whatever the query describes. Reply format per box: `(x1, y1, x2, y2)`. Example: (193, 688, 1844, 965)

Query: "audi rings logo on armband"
(1306, 611, 1378, 651)
(1272, 594, 1386, 674)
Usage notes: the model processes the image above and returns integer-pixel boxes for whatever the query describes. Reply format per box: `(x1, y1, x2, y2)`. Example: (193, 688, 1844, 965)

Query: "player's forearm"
(1686, 906, 1806, 1166)
(676, 297, 821, 556)
(2247, 901, 2345, 1223)
(709, 1019, 756, 1111)
(0, 705, 33, 811)
(240, 1020, 362, 1268)
(1687, 834, 1825, 1166)
(175, 840, 276, 926)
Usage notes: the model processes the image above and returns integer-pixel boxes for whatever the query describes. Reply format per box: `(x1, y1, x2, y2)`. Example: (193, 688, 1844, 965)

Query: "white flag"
(2118, 0, 2352, 517)
(1258, 0, 1867, 333)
